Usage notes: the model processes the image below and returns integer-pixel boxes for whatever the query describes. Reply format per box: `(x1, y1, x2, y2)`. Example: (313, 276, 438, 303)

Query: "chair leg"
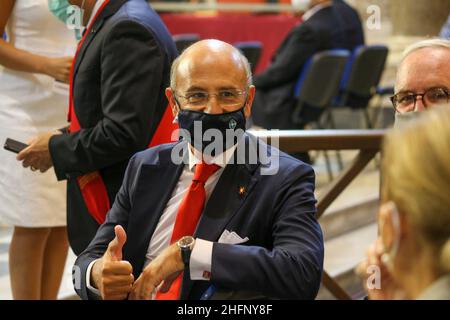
(363, 109, 381, 170)
(363, 108, 373, 129)
(372, 153, 381, 170)
(372, 100, 383, 128)
(326, 109, 336, 129)
(324, 151, 334, 182)
(326, 110, 344, 171)
(310, 150, 319, 165)
(371, 97, 383, 128)
(317, 118, 336, 181)
(335, 151, 344, 171)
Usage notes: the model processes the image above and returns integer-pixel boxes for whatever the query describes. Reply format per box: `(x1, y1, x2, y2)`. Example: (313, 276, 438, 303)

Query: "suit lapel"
(73, 0, 128, 81)
(195, 134, 261, 242)
(124, 145, 186, 277)
(72, 22, 100, 78)
(194, 164, 258, 242)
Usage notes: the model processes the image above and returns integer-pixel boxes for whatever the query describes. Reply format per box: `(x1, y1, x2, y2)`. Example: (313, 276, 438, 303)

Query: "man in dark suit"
(333, 0, 365, 51)
(17, 0, 178, 255)
(73, 40, 324, 300)
(251, 0, 364, 130)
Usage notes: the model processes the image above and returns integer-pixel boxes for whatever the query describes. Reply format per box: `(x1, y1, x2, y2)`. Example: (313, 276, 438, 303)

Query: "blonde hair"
(382, 105, 450, 273)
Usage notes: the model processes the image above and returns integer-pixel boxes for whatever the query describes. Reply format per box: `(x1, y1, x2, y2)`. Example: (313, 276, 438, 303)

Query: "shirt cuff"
(189, 238, 213, 281)
(86, 259, 101, 297)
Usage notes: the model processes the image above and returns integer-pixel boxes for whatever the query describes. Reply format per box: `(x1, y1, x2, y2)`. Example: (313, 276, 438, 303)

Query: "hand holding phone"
(4, 138, 28, 154)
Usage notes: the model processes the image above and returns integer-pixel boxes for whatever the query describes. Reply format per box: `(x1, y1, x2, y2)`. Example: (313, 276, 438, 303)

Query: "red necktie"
(155, 162, 220, 300)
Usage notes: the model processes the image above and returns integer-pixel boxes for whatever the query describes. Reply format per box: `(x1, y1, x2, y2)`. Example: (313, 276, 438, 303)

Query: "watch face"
(178, 236, 194, 248)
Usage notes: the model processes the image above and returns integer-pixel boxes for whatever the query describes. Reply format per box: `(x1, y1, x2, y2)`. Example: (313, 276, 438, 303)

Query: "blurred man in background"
(251, 0, 364, 130)
(390, 39, 450, 126)
(358, 39, 450, 299)
(17, 0, 178, 255)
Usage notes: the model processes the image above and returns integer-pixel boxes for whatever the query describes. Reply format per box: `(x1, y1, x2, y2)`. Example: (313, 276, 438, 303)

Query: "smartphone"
(3, 138, 28, 154)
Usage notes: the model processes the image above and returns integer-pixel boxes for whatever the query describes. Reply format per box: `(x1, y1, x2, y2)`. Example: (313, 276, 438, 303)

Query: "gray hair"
(169, 44, 253, 90)
(395, 38, 450, 91)
(401, 38, 450, 62)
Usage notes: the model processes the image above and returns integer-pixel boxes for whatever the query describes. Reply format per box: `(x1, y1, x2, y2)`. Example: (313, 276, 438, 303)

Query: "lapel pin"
(238, 186, 246, 196)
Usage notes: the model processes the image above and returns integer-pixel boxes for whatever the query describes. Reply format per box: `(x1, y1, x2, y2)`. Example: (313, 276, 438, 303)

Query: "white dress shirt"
(86, 0, 106, 30)
(143, 144, 237, 278)
(86, 144, 238, 294)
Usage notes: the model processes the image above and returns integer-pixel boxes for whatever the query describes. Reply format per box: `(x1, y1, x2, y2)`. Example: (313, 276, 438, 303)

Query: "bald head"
(170, 39, 252, 90)
(396, 41, 450, 94)
(166, 39, 256, 117)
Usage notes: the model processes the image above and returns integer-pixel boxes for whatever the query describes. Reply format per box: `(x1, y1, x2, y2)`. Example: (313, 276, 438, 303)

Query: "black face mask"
(177, 106, 247, 156)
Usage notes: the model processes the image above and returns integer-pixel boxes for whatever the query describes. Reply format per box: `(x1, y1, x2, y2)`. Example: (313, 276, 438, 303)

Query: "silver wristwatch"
(177, 236, 195, 267)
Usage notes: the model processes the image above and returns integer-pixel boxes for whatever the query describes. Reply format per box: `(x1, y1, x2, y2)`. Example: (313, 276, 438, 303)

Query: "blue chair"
(376, 86, 394, 96)
(234, 41, 263, 73)
(292, 49, 351, 180)
(292, 49, 351, 127)
(334, 45, 389, 128)
(173, 33, 200, 54)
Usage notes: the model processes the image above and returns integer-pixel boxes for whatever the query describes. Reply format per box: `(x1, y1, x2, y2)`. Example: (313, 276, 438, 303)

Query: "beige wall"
(346, 0, 450, 38)
(390, 0, 450, 36)
(343, 0, 450, 93)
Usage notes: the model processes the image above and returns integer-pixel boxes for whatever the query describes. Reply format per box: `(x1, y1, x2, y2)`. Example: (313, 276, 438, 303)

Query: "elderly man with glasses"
(390, 39, 450, 122)
(356, 38, 450, 300)
(73, 39, 324, 301)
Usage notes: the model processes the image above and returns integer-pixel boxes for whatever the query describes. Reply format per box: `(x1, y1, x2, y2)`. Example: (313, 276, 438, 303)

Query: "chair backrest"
(340, 45, 388, 106)
(173, 33, 201, 54)
(234, 41, 263, 73)
(296, 49, 350, 108)
(292, 49, 350, 125)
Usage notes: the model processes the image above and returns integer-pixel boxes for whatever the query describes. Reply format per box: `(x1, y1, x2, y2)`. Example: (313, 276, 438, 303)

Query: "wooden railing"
(250, 129, 386, 300)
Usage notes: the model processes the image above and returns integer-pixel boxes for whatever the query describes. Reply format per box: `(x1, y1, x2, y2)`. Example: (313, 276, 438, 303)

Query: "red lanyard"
(68, 0, 110, 129)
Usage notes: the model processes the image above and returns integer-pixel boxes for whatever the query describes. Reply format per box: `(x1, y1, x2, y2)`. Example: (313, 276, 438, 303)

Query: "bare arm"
(0, 0, 72, 82)
(0, 0, 47, 73)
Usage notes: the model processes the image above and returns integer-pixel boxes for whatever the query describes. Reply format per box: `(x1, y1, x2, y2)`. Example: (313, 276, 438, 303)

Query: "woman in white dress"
(0, 0, 76, 299)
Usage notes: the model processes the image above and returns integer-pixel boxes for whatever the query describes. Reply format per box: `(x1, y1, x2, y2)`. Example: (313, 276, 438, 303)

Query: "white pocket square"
(218, 229, 249, 244)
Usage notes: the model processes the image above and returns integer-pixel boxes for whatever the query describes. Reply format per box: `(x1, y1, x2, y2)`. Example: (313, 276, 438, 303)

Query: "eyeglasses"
(390, 87, 450, 113)
(174, 89, 247, 107)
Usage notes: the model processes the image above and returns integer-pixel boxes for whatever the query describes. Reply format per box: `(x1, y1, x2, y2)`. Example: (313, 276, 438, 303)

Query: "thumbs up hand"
(106, 224, 127, 261)
(91, 225, 134, 300)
